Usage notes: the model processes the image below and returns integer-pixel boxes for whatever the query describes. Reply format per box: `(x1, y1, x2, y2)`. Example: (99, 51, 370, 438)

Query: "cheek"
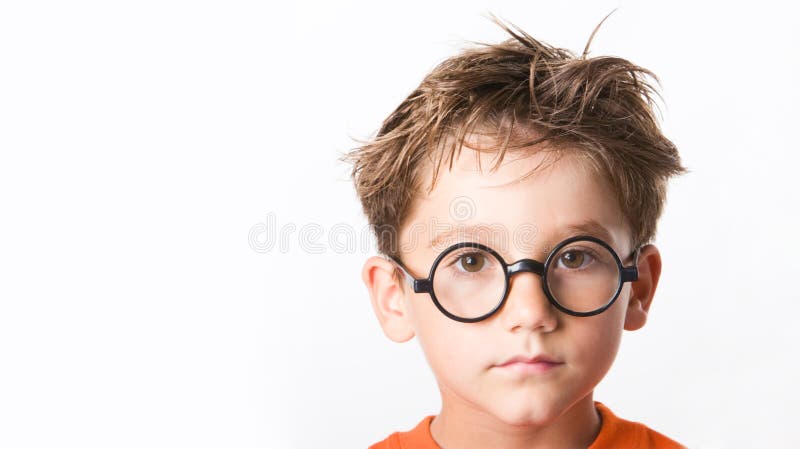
(566, 301, 627, 373)
(409, 299, 490, 381)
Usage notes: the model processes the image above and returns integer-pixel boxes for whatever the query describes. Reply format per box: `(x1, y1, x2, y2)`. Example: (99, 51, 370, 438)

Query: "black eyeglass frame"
(389, 235, 640, 323)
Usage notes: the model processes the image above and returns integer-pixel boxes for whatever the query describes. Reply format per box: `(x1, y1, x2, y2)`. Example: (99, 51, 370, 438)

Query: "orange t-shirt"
(368, 401, 686, 449)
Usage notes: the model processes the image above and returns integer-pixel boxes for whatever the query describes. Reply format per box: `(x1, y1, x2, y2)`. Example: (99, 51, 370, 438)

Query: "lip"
(494, 355, 564, 375)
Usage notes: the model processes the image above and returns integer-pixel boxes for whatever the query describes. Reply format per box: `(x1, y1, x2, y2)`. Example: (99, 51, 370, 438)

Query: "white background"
(1, 1, 798, 448)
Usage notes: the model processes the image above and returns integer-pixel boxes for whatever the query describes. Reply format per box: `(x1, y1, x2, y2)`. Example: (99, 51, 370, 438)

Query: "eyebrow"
(428, 224, 504, 251)
(428, 219, 617, 255)
(554, 220, 615, 247)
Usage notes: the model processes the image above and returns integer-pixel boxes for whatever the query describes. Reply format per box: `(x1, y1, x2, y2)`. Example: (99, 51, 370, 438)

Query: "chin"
(490, 401, 563, 428)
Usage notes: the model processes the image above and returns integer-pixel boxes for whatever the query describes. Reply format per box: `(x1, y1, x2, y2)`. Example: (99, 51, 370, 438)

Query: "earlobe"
(361, 256, 416, 342)
(624, 244, 662, 331)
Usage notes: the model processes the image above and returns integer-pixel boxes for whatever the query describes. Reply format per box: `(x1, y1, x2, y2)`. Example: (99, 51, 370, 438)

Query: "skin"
(361, 144, 662, 449)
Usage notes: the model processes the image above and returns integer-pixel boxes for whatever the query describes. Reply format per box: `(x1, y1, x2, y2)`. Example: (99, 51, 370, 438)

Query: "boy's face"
(363, 144, 660, 428)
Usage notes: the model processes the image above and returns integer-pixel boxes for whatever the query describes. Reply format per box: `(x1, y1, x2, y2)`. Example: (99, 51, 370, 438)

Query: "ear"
(361, 256, 416, 343)
(624, 244, 662, 331)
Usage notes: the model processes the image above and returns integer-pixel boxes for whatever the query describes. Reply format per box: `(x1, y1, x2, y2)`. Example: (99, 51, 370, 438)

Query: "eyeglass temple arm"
(387, 255, 432, 293)
(620, 246, 643, 283)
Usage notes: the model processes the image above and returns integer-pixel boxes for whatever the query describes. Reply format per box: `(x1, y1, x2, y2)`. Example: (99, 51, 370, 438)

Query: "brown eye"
(457, 253, 486, 272)
(559, 251, 585, 269)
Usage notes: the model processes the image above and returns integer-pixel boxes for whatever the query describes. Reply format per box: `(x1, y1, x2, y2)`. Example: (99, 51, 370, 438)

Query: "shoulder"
(368, 416, 438, 449)
(368, 432, 400, 449)
(591, 402, 687, 449)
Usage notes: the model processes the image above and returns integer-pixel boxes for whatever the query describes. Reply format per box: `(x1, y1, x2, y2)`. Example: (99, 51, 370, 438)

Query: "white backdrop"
(1, 1, 798, 448)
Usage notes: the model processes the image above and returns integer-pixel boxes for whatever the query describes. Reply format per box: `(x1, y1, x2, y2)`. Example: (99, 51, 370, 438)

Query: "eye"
(557, 250, 591, 269)
(455, 252, 487, 273)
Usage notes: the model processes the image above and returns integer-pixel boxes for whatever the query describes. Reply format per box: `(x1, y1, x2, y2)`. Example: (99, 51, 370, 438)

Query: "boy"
(344, 16, 687, 449)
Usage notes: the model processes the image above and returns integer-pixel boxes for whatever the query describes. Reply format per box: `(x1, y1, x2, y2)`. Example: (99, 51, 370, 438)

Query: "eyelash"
(443, 247, 599, 271)
(446, 251, 492, 274)
(553, 248, 598, 271)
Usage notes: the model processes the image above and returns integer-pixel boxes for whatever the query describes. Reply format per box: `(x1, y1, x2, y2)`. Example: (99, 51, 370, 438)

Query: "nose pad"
(501, 271, 558, 332)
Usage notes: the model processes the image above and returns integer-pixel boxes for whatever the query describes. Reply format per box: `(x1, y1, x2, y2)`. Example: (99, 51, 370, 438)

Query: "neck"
(429, 392, 601, 449)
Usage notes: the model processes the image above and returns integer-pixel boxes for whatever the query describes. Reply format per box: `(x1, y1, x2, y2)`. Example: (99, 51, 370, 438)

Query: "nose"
(499, 271, 558, 333)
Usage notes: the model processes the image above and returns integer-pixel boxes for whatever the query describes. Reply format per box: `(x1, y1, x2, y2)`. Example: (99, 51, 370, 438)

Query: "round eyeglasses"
(389, 235, 640, 323)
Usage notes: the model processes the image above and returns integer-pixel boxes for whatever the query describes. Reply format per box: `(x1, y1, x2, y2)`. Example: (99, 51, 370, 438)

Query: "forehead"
(400, 145, 631, 259)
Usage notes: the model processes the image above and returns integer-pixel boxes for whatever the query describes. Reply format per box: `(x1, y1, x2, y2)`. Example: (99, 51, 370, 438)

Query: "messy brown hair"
(342, 15, 686, 258)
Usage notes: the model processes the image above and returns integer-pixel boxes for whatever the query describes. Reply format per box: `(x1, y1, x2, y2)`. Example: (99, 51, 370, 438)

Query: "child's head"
(344, 18, 685, 429)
